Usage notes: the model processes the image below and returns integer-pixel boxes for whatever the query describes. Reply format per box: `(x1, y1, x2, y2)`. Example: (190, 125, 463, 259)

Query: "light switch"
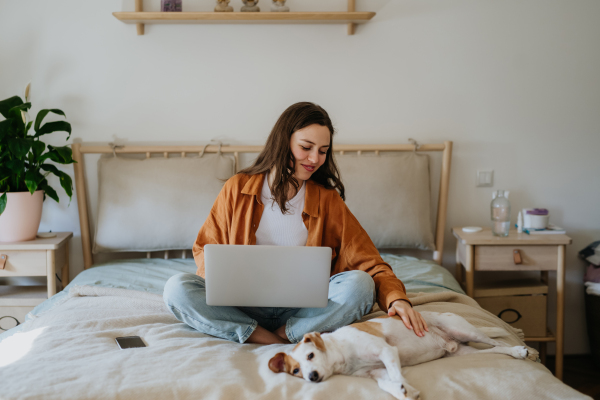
(476, 170, 493, 187)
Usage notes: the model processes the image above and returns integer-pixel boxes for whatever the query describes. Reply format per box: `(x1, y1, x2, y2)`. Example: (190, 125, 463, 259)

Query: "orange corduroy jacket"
(192, 173, 410, 311)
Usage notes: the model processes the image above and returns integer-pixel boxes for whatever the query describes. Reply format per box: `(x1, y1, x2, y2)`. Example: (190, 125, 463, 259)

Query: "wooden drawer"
(474, 245, 557, 271)
(0, 250, 47, 277)
(0, 282, 48, 331)
(0, 305, 35, 331)
(476, 293, 547, 337)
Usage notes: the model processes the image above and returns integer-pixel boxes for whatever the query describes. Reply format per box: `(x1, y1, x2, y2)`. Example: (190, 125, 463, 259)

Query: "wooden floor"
(546, 355, 600, 399)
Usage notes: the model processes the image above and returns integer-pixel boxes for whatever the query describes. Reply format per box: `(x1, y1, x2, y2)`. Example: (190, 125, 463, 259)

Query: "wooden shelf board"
(524, 328, 556, 342)
(452, 227, 571, 246)
(473, 279, 549, 298)
(113, 11, 376, 24)
(0, 232, 72, 250)
(0, 284, 49, 306)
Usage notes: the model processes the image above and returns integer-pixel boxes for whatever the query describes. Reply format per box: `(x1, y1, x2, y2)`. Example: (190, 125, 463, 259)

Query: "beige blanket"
(0, 287, 589, 400)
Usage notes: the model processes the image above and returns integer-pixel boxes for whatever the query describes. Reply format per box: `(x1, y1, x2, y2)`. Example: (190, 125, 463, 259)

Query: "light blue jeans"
(163, 270, 375, 343)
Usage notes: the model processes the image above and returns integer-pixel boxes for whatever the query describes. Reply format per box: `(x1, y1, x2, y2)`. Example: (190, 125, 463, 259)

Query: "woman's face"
(289, 124, 331, 182)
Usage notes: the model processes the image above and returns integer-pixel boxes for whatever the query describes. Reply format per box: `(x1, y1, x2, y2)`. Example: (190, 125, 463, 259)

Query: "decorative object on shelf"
(0, 83, 75, 242)
(241, 0, 260, 12)
(491, 190, 511, 237)
(271, 0, 289, 12)
(214, 0, 233, 12)
(37, 231, 57, 238)
(462, 226, 482, 233)
(523, 208, 549, 230)
(161, 0, 182, 12)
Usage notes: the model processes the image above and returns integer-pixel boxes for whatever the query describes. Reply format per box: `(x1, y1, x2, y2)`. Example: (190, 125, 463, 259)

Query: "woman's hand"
(388, 300, 429, 337)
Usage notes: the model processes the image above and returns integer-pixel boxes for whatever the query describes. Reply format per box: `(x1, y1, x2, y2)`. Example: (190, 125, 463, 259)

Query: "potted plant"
(0, 85, 75, 242)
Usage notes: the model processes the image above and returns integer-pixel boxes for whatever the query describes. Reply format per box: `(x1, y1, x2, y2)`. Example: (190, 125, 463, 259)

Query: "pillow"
(93, 154, 235, 253)
(335, 152, 435, 250)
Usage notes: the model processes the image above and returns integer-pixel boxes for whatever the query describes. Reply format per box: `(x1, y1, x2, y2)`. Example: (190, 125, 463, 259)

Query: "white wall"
(1, 0, 599, 354)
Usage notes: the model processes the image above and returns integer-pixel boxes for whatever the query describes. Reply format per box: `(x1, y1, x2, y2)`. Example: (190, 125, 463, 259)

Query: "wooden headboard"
(71, 141, 453, 269)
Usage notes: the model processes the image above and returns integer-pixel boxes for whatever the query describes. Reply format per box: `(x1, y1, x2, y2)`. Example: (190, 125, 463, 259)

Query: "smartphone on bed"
(115, 336, 146, 349)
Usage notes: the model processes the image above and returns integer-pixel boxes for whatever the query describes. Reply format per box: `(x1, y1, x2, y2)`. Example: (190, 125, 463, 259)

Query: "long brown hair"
(239, 102, 345, 214)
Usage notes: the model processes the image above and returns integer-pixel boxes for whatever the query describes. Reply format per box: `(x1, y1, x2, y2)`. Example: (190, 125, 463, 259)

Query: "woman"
(163, 102, 428, 344)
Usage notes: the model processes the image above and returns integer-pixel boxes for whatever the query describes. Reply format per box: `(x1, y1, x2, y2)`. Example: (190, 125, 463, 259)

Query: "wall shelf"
(113, 11, 375, 24)
(115, 0, 373, 35)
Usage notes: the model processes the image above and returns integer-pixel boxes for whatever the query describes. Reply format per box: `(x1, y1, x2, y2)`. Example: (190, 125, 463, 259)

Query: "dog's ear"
(302, 332, 326, 352)
(268, 352, 287, 373)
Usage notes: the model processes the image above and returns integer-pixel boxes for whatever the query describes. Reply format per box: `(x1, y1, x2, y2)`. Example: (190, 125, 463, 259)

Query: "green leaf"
(6, 158, 25, 173)
(0, 119, 10, 140)
(0, 113, 24, 138)
(7, 102, 31, 119)
(0, 192, 6, 216)
(38, 180, 59, 202)
(40, 145, 75, 164)
(34, 109, 66, 131)
(35, 121, 72, 140)
(0, 96, 23, 118)
(25, 121, 33, 135)
(31, 141, 45, 159)
(24, 170, 44, 194)
(40, 163, 72, 198)
(8, 138, 31, 160)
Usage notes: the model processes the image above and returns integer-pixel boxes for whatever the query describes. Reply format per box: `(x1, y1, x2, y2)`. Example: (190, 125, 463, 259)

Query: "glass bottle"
(491, 190, 511, 237)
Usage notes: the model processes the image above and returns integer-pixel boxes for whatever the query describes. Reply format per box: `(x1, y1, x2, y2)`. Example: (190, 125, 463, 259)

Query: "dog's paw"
(525, 346, 540, 362)
(511, 346, 530, 359)
(400, 383, 421, 400)
(397, 382, 420, 400)
(379, 380, 420, 400)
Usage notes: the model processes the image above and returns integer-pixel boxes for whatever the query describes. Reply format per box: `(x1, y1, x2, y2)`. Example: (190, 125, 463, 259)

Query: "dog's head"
(268, 332, 333, 383)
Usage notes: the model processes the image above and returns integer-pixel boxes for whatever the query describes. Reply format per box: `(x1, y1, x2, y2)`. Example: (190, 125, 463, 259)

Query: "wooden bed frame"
(71, 141, 453, 270)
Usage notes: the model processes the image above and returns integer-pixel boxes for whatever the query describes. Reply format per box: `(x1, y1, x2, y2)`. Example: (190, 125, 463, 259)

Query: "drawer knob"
(513, 249, 522, 265)
(0, 316, 20, 331)
(498, 308, 522, 324)
(0, 254, 7, 270)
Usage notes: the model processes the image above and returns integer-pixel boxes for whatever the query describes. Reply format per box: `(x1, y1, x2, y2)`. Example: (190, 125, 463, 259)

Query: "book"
(524, 224, 566, 235)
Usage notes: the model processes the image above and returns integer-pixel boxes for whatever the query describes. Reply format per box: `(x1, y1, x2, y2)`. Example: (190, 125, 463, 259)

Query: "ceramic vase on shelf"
(0, 191, 43, 242)
(271, 0, 289, 12)
(161, 0, 182, 12)
(215, 0, 233, 12)
(241, 0, 260, 12)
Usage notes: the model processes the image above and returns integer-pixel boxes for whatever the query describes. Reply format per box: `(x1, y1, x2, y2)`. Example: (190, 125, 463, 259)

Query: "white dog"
(269, 312, 538, 400)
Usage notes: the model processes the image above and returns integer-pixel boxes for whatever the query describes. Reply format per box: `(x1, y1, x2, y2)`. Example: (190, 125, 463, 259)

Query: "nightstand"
(0, 232, 72, 332)
(452, 227, 572, 381)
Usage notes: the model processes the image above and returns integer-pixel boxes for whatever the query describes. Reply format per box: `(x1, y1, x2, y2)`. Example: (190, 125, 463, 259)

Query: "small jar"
(161, 0, 182, 12)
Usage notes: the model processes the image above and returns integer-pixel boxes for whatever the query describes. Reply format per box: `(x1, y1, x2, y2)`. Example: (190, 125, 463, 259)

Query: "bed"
(0, 142, 589, 400)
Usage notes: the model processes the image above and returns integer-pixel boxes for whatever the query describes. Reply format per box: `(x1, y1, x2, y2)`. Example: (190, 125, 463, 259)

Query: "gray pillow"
(93, 154, 234, 253)
(336, 152, 435, 250)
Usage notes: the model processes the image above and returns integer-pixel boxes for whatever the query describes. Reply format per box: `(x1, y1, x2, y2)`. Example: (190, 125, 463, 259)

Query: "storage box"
(0, 277, 53, 331)
(474, 279, 548, 337)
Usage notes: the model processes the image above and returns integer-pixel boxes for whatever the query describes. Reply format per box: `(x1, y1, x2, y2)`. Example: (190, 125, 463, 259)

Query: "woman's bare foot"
(273, 324, 290, 343)
(246, 325, 290, 345)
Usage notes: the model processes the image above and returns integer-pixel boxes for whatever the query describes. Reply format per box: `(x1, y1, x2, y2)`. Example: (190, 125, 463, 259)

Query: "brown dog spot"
(269, 352, 286, 373)
(284, 354, 302, 378)
(302, 332, 326, 352)
(268, 353, 303, 378)
(350, 321, 385, 338)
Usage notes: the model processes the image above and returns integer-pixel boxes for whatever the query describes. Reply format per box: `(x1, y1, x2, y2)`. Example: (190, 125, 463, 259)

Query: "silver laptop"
(204, 244, 332, 308)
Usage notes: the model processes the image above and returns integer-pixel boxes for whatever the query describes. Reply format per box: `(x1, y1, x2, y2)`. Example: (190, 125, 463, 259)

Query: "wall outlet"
(476, 170, 493, 187)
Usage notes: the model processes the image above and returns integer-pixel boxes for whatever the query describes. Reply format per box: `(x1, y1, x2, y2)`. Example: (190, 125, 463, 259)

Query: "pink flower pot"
(0, 191, 44, 242)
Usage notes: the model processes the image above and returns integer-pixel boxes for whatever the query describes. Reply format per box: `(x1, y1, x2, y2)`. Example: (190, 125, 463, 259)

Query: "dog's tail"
(478, 327, 510, 338)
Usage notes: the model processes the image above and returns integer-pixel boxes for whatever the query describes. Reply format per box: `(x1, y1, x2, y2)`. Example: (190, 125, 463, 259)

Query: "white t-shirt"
(255, 173, 308, 247)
